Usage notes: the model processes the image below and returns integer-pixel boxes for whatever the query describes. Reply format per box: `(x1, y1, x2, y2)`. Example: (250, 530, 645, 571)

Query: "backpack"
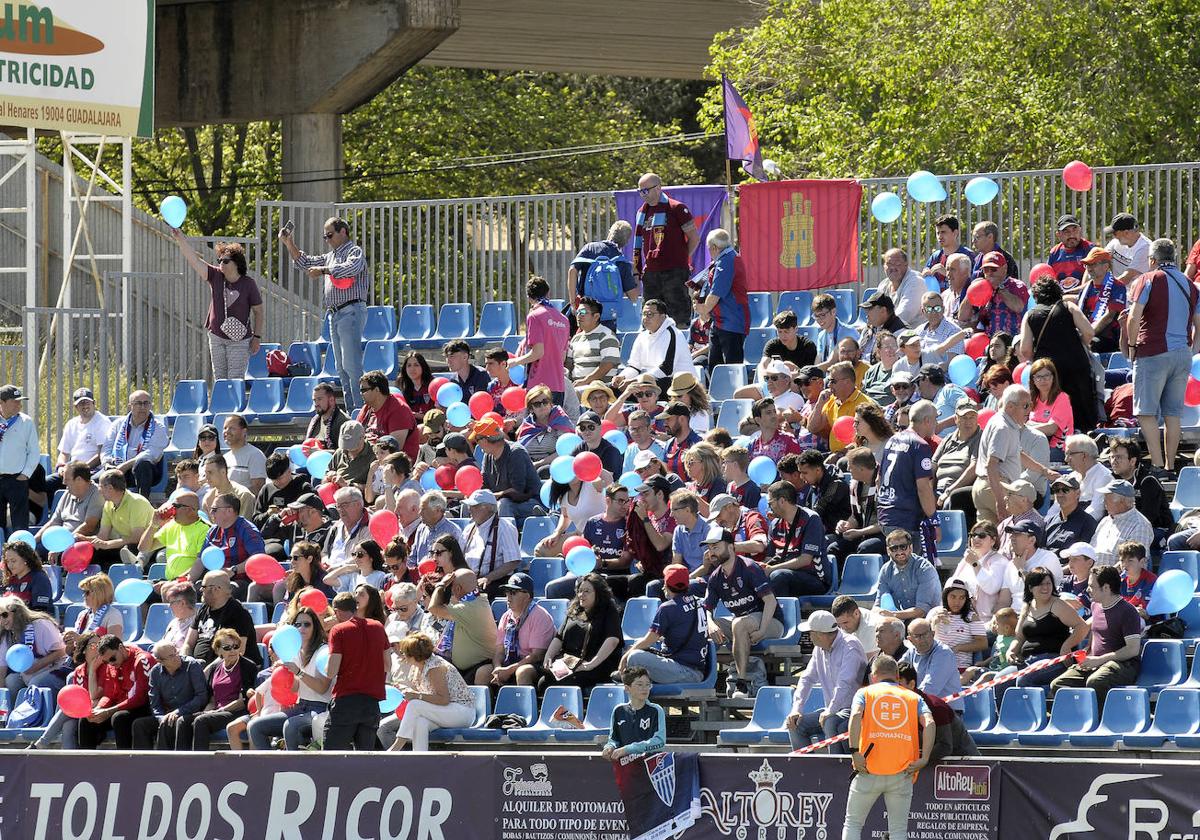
(266, 349, 290, 377)
(581, 254, 627, 306)
(7, 687, 51, 729)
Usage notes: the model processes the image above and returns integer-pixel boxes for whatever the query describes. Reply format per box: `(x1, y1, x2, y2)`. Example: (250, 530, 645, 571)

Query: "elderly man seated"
(460, 489, 521, 600)
(897, 661, 978, 761)
(1090, 480, 1154, 566)
(996, 479, 1044, 557)
(785, 610, 867, 752)
(901, 617, 964, 710)
(476, 573, 555, 689)
(427, 568, 497, 683)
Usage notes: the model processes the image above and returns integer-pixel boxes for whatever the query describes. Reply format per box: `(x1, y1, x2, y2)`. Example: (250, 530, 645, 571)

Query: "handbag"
(219, 283, 249, 341)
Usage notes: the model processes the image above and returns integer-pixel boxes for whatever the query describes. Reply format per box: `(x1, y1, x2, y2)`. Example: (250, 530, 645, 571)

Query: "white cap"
(465, 489, 498, 507)
(1058, 542, 1097, 561)
(764, 360, 794, 378)
(803, 610, 837, 633)
(632, 449, 659, 470)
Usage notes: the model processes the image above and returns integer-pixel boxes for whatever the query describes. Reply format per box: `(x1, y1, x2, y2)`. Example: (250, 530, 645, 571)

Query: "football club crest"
(645, 752, 676, 807)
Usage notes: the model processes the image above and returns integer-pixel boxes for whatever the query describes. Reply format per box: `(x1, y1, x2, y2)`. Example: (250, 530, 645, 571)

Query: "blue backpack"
(581, 254, 628, 307)
(7, 686, 51, 729)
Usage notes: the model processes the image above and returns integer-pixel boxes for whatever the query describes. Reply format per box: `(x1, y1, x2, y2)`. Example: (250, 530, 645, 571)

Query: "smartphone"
(281, 219, 295, 236)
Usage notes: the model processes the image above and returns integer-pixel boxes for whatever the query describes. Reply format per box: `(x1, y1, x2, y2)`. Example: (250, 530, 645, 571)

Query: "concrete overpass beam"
(282, 113, 343, 205)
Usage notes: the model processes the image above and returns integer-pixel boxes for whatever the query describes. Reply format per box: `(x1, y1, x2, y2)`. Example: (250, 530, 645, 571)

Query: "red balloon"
(501, 386, 527, 413)
(573, 451, 603, 482)
(434, 464, 456, 490)
(977, 408, 996, 428)
(455, 465, 483, 496)
(428, 377, 449, 401)
(246, 554, 285, 586)
(1012, 362, 1029, 387)
(600, 420, 617, 436)
(317, 482, 338, 507)
(966, 279, 993, 307)
(330, 276, 354, 290)
(248, 694, 259, 715)
(831, 415, 856, 445)
(468, 391, 495, 420)
(1186, 378, 1200, 408)
(417, 558, 437, 576)
(1062, 160, 1093, 191)
(964, 332, 989, 360)
(1029, 262, 1056, 285)
(62, 541, 94, 573)
(270, 666, 298, 706)
(299, 588, 329, 614)
(58, 685, 92, 719)
(369, 509, 400, 544)
(562, 536, 591, 556)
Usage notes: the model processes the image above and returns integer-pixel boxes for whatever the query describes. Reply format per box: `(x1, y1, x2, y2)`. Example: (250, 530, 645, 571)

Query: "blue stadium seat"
(1180, 597, 1200, 648)
(548, 299, 565, 313)
(317, 346, 340, 383)
(519, 516, 556, 559)
(715, 399, 752, 433)
(962, 686, 997, 734)
(936, 510, 967, 559)
(448, 518, 470, 533)
(287, 341, 322, 374)
(471, 302, 517, 345)
(1106, 352, 1131, 369)
(413, 303, 475, 349)
(1158, 551, 1200, 580)
(615, 298, 641, 333)
(164, 380, 207, 421)
(207, 379, 246, 419)
(361, 340, 399, 379)
(396, 305, 436, 344)
(56, 571, 93, 605)
(63, 603, 86, 628)
(650, 642, 719, 698)
(765, 687, 825, 744)
(777, 291, 814, 325)
(721, 686, 792, 745)
(743, 328, 773, 365)
(244, 378, 285, 423)
(209, 414, 234, 448)
(973, 687, 1046, 745)
(708, 364, 747, 403)
(114, 604, 141, 640)
(622, 597, 659, 645)
(264, 376, 318, 425)
(147, 563, 168, 581)
(759, 597, 801, 647)
(839, 553, 882, 599)
(1137, 640, 1186, 694)
(747, 292, 772, 329)
(460, 685, 536, 743)
(509, 686, 583, 742)
(244, 602, 268, 625)
(539, 598, 568, 630)
(44, 565, 62, 601)
(528, 558, 563, 598)
(165, 414, 203, 455)
(107, 564, 142, 588)
(798, 325, 819, 344)
(1171, 469, 1200, 521)
(1070, 688, 1150, 747)
(830, 289, 858, 326)
(272, 602, 287, 623)
(431, 685, 491, 742)
(363, 306, 397, 341)
(491, 600, 508, 622)
(619, 332, 637, 364)
(134, 603, 172, 650)
(555, 684, 628, 743)
(1123, 687, 1200, 748)
(1017, 688, 1098, 746)
(245, 343, 281, 379)
(503, 334, 522, 355)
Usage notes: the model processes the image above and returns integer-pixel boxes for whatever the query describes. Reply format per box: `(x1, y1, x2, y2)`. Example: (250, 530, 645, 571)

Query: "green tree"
(703, 0, 1200, 179)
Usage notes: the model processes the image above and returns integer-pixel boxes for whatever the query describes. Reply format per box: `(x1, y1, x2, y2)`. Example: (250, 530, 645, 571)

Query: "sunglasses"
(891, 383, 913, 390)
(292, 621, 313, 628)
(886, 543, 911, 552)
(529, 400, 551, 409)
(352, 550, 367, 558)
(577, 424, 597, 432)
(969, 532, 991, 539)
(923, 305, 944, 313)
(431, 549, 449, 556)
(633, 391, 656, 400)
(198, 433, 217, 440)
(218, 644, 239, 652)
(218, 258, 234, 265)
(322, 232, 336, 240)
(637, 186, 657, 195)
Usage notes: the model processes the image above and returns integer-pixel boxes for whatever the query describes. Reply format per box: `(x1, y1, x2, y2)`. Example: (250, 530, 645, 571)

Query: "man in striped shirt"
(568, 296, 621, 390)
(280, 218, 370, 411)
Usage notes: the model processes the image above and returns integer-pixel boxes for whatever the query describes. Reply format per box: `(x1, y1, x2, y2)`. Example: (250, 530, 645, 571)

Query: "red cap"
(982, 250, 1007, 269)
(663, 564, 691, 591)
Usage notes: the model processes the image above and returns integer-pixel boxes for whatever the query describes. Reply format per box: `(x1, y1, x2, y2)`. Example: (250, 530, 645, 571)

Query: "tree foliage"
(702, 0, 1200, 179)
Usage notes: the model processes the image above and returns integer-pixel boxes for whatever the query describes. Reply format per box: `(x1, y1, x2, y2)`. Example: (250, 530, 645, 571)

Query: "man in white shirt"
(1057, 434, 1111, 521)
(461, 489, 521, 599)
(1106, 213, 1152, 283)
(877, 248, 926, 327)
(613, 298, 698, 395)
(47, 387, 112, 500)
(0, 384, 40, 532)
(222, 414, 267, 495)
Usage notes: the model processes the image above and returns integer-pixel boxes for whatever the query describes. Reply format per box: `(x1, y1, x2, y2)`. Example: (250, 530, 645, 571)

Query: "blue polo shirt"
(672, 518, 710, 571)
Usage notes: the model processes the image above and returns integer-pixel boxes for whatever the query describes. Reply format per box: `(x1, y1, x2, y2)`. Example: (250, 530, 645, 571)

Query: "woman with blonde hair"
(682, 442, 723, 514)
(0, 594, 68, 694)
(382, 632, 476, 751)
(73, 574, 124, 639)
(517, 384, 575, 470)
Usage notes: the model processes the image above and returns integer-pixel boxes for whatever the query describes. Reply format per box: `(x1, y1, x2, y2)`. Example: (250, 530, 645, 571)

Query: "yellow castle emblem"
(780, 191, 816, 269)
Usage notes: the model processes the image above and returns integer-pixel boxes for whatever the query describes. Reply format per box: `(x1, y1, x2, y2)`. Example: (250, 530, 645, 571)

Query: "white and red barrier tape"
(790, 648, 1088, 755)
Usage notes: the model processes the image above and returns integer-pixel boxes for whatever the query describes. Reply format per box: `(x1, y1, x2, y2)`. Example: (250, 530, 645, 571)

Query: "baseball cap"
(860, 291, 895, 311)
(662, 564, 691, 591)
(1110, 212, 1138, 232)
(701, 525, 734, 545)
(500, 572, 534, 595)
(1000, 479, 1037, 501)
(1004, 519, 1043, 537)
(1102, 479, 1136, 498)
(889, 371, 914, 387)
(632, 449, 660, 470)
(0, 385, 26, 401)
(1050, 473, 1080, 491)
(423, 409, 446, 433)
(797, 365, 824, 383)
(287, 493, 327, 514)
(1059, 542, 1097, 561)
(636, 474, 672, 496)
(943, 577, 974, 595)
(917, 364, 945, 385)
(1056, 213, 1081, 231)
(339, 421, 365, 448)
(662, 401, 691, 418)
(803, 610, 837, 633)
(898, 331, 921, 347)
(373, 435, 399, 450)
(443, 432, 471, 454)
(981, 250, 1007, 269)
(954, 397, 979, 415)
(1081, 246, 1112, 265)
(576, 410, 602, 427)
(764, 360, 794, 378)
(707, 493, 740, 518)
(465, 489, 498, 507)
(471, 417, 504, 440)
(72, 387, 95, 405)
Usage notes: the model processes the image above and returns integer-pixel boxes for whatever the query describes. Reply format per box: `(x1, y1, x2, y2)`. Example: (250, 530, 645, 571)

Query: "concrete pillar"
(282, 114, 344, 204)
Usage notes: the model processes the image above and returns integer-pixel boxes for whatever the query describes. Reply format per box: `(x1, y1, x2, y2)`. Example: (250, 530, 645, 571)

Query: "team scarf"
(112, 412, 160, 462)
(75, 603, 110, 634)
(1087, 271, 1117, 321)
(501, 600, 535, 666)
(435, 591, 478, 657)
(0, 413, 19, 446)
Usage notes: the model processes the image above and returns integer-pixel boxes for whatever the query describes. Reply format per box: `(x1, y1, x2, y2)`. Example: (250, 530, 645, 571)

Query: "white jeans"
(842, 772, 914, 840)
(395, 700, 475, 751)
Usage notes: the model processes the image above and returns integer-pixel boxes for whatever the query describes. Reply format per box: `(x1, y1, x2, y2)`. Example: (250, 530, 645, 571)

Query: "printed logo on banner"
(645, 753, 676, 807)
(934, 765, 991, 801)
(1048, 773, 1160, 840)
(502, 764, 552, 797)
(701, 759, 834, 836)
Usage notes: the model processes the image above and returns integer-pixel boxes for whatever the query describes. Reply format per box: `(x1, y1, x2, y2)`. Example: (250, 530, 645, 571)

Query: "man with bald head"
(182, 569, 260, 667)
(100, 389, 168, 498)
(427, 567, 497, 682)
(137, 490, 208, 574)
(901, 617, 963, 712)
(633, 172, 700, 326)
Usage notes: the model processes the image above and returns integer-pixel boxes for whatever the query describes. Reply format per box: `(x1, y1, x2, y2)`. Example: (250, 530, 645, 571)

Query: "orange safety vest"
(856, 682, 922, 776)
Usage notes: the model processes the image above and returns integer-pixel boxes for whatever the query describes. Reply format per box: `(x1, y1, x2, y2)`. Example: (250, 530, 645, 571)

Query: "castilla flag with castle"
(738, 179, 863, 292)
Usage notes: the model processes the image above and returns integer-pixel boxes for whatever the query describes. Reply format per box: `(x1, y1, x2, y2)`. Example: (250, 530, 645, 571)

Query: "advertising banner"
(0, 0, 155, 137)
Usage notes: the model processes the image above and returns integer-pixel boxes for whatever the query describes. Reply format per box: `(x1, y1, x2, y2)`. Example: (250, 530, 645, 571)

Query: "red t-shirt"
(357, 395, 418, 460)
(1186, 238, 1200, 273)
(329, 616, 388, 699)
(635, 196, 694, 274)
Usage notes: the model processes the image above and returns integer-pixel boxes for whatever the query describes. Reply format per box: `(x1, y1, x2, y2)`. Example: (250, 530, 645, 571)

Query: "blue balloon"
(288, 445, 308, 469)
(556, 433, 583, 457)
(271, 625, 302, 662)
(160, 195, 188, 228)
(549, 455, 576, 485)
(1148, 569, 1194, 616)
(509, 365, 526, 386)
(436, 382, 463, 407)
(948, 355, 978, 387)
(446, 402, 472, 427)
(906, 170, 946, 203)
(5, 643, 33, 673)
(964, 176, 999, 205)
(420, 468, 440, 492)
(1019, 365, 1031, 388)
(540, 480, 554, 508)
(924, 275, 943, 294)
(114, 578, 153, 606)
(40, 525, 74, 553)
(879, 592, 898, 612)
(565, 546, 597, 576)
(748, 455, 777, 485)
(312, 648, 330, 677)
(734, 436, 753, 449)
(603, 430, 628, 454)
(619, 471, 642, 491)
(757, 497, 770, 517)
(201, 545, 226, 571)
(1191, 354, 1200, 380)
(871, 191, 902, 223)
(389, 386, 402, 396)
(306, 450, 333, 480)
(379, 685, 405, 714)
(8, 530, 34, 549)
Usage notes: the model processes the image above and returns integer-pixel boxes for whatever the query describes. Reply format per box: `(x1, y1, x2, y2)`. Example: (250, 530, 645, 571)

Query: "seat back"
(246, 344, 280, 379)
(465, 685, 491, 728)
(1177, 467, 1200, 509)
(1159, 550, 1200, 580)
(962, 686, 997, 732)
(107, 564, 142, 587)
(247, 379, 285, 415)
(166, 414, 203, 453)
(742, 328, 774, 365)
(996, 687, 1046, 732)
(536, 686, 582, 726)
(716, 399, 752, 433)
(363, 306, 397, 340)
(1106, 352, 1131, 369)
(1137, 640, 1186, 688)
(361, 341, 398, 378)
(839, 554, 882, 596)
(619, 332, 637, 364)
(538, 598, 568, 629)
(583, 685, 627, 729)
(936, 510, 967, 557)
(749, 687, 792, 730)
(708, 364, 747, 402)
(830, 289, 858, 325)
(398, 305, 436, 341)
(60, 572, 90, 603)
(615, 298, 641, 333)
(1180, 596, 1200, 640)
(209, 379, 247, 415)
(747, 292, 773, 328)
(777, 291, 814, 324)
(519, 517, 556, 557)
(434, 303, 474, 340)
(286, 341, 322, 372)
(771, 597, 800, 643)
(138, 603, 172, 644)
(476, 302, 516, 338)
(244, 602, 268, 625)
(168, 380, 208, 416)
(527, 559, 563, 597)
(272, 602, 287, 624)
(621, 597, 659, 643)
(1047, 688, 1098, 733)
(1148, 688, 1200, 735)
(284, 377, 319, 413)
(494, 685, 536, 721)
(1099, 687, 1150, 733)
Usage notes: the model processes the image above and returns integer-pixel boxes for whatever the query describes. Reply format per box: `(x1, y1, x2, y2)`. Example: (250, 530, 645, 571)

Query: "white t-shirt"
(298, 643, 333, 703)
(57, 413, 113, 463)
(563, 481, 606, 531)
(851, 607, 879, 656)
(224, 444, 267, 489)
(1106, 234, 1151, 278)
(952, 552, 1020, 620)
